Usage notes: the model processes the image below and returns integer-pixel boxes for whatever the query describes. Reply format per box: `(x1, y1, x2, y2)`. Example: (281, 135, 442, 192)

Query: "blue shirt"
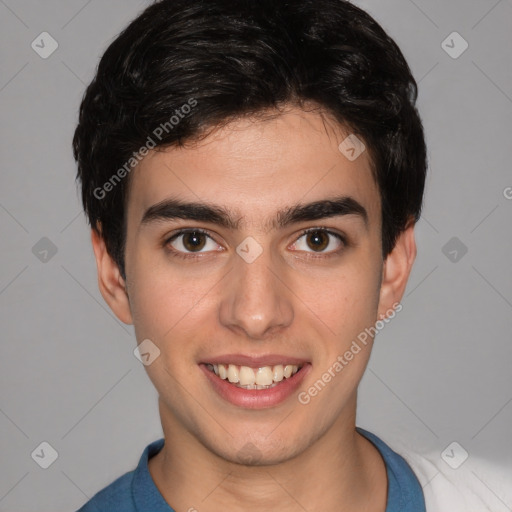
(76, 427, 426, 511)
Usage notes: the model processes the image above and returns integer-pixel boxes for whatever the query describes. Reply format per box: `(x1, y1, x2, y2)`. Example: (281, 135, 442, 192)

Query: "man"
(73, 0, 430, 510)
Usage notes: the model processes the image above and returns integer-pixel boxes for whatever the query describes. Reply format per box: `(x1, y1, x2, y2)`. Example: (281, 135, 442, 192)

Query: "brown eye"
(305, 230, 329, 252)
(181, 231, 207, 252)
(292, 228, 345, 256)
(167, 229, 219, 256)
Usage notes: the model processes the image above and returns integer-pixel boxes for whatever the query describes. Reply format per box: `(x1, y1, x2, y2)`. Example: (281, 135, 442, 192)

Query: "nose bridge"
(219, 236, 294, 339)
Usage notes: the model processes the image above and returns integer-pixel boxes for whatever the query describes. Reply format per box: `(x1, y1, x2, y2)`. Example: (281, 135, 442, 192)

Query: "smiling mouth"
(205, 363, 303, 390)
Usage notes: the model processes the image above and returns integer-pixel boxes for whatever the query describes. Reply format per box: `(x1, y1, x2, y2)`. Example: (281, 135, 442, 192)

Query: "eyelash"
(164, 227, 347, 261)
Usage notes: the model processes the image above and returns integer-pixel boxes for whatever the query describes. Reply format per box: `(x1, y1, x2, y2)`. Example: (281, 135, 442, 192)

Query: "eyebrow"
(140, 195, 368, 231)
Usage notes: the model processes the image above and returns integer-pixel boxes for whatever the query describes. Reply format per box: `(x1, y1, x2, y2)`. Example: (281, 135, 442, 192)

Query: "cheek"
(300, 259, 381, 343)
(296, 268, 381, 416)
(130, 274, 204, 341)
(127, 249, 222, 353)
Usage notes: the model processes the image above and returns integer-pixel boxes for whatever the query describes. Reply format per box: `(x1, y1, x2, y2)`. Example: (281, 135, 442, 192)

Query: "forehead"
(127, 107, 381, 230)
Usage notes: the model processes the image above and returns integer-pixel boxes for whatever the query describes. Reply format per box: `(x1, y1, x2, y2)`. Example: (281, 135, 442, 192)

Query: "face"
(93, 106, 415, 465)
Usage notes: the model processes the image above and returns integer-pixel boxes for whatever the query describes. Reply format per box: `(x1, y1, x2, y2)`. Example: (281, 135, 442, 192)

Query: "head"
(73, 0, 426, 464)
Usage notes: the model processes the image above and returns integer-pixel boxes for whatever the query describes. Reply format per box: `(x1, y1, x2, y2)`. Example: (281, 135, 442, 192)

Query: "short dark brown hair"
(73, 0, 427, 278)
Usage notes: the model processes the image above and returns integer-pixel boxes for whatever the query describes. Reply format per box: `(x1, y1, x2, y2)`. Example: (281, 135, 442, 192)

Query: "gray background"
(0, 0, 511, 511)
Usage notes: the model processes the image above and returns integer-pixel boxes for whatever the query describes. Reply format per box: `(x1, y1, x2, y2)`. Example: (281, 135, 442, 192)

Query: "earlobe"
(90, 227, 133, 325)
(377, 221, 417, 319)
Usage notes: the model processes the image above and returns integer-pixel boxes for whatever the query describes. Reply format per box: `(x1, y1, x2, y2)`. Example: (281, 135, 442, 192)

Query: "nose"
(218, 243, 294, 340)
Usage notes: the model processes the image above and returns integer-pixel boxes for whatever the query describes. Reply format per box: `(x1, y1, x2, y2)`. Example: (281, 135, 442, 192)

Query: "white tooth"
(255, 367, 273, 386)
(218, 364, 227, 380)
(256, 384, 269, 390)
(292, 365, 299, 375)
(227, 364, 240, 383)
(283, 365, 293, 378)
(213, 364, 219, 376)
(239, 366, 256, 386)
(273, 364, 284, 382)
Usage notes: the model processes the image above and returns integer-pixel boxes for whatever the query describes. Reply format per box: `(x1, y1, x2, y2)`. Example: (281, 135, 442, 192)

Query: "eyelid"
(166, 227, 214, 242)
(164, 226, 347, 259)
(165, 228, 221, 259)
(291, 227, 347, 256)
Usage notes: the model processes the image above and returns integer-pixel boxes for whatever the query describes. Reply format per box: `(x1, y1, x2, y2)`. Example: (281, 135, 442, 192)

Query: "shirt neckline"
(132, 428, 425, 512)
(356, 427, 426, 512)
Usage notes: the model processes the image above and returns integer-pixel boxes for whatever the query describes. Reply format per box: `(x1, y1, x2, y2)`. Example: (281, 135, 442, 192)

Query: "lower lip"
(200, 364, 311, 409)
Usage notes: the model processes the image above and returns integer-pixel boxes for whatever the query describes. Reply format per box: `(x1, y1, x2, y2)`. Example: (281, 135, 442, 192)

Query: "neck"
(149, 395, 387, 512)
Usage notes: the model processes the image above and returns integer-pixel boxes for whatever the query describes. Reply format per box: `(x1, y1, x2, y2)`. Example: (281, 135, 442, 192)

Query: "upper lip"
(201, 354, 309, 367)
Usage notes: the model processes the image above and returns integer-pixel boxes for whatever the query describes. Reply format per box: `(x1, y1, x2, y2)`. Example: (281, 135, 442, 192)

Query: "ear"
(377, 221, 417, 320)
(90, 226, 133, 325)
